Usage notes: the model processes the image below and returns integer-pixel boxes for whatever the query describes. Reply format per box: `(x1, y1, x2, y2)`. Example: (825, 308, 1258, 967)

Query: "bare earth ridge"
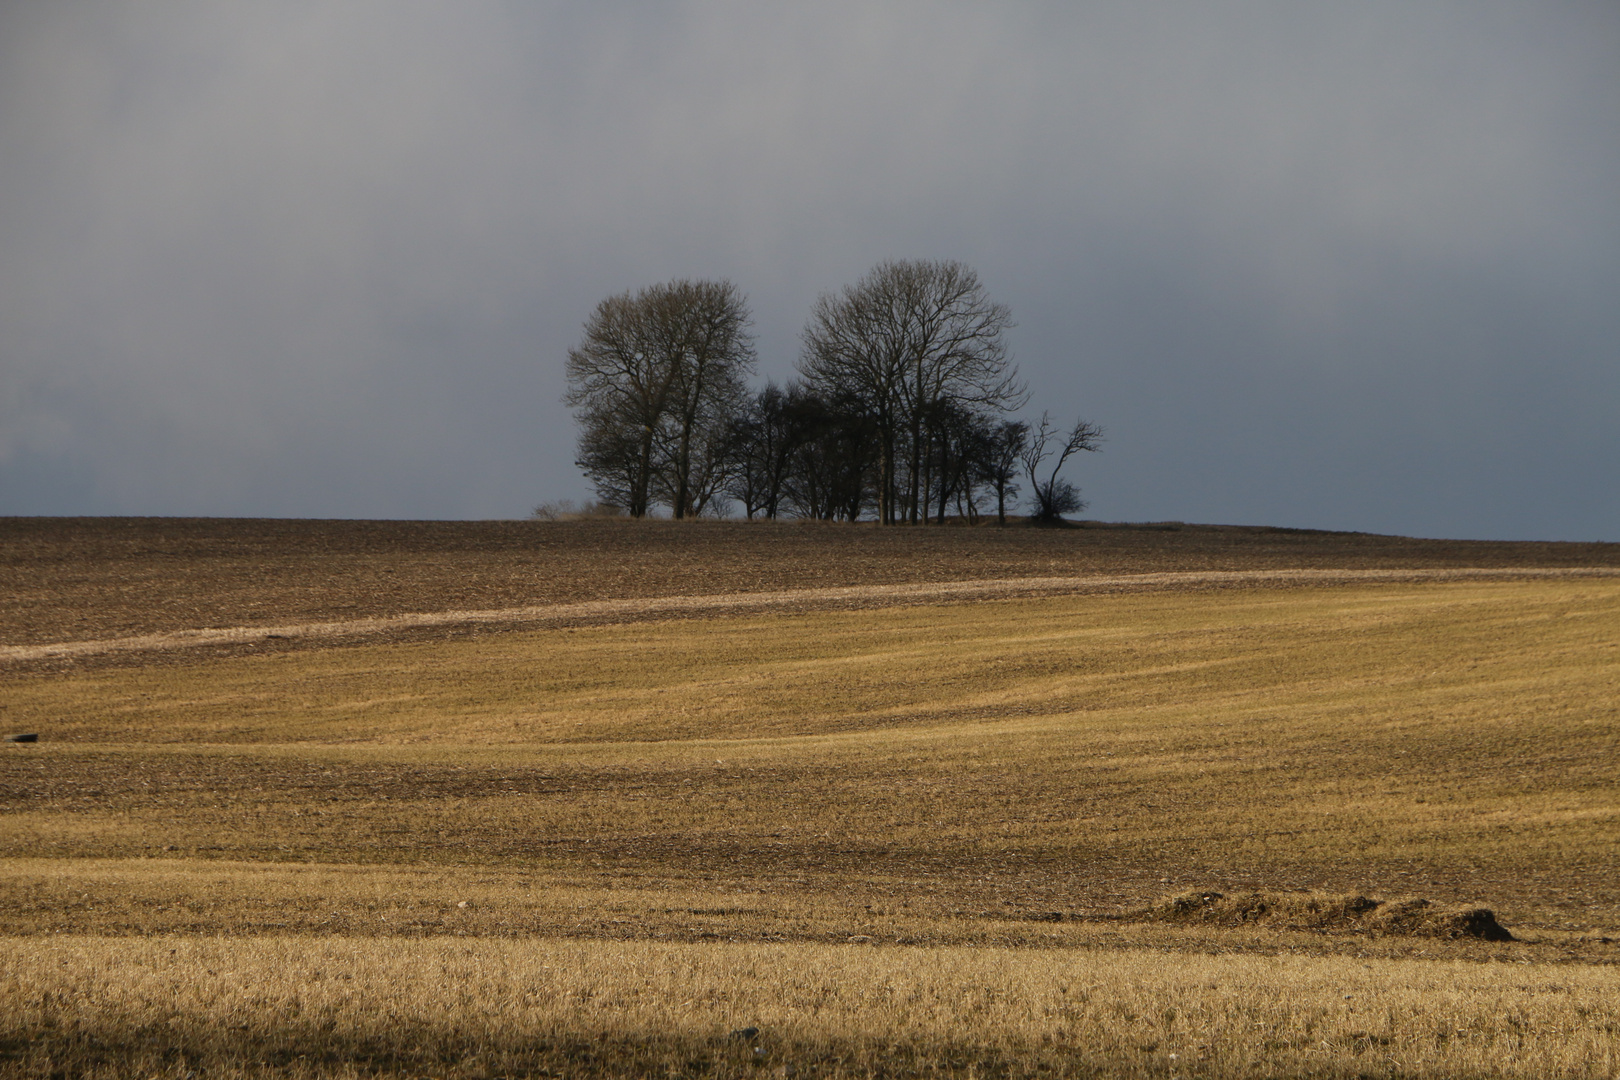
(5, 565, 1618, 664)
(6, 516, 1619, 653)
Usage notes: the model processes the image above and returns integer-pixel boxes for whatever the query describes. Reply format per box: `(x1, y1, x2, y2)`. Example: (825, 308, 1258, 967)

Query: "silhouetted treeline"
(724, 383, 1044, 525)
(565, 260, 1100, 523)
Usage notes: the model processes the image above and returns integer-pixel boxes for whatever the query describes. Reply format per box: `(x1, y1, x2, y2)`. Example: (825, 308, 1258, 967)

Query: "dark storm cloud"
(1, 2, 1616, 537)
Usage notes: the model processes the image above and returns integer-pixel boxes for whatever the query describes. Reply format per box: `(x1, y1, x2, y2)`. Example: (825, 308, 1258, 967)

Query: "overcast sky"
(1, 3, 1615, 539)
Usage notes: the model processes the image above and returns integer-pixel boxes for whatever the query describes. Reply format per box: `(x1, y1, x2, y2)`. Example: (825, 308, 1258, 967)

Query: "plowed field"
(5, 516, 1616, 649)
(3, 517, 1618, 1078)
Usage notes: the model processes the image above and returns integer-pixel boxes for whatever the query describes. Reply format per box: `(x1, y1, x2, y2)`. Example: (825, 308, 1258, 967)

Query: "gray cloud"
(2, 2, 1615, 537)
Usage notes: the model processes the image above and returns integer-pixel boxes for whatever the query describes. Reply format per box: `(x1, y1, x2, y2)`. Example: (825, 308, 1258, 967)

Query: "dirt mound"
(1147, 890, 1514, 941)
(1365, 898, 1516, 941)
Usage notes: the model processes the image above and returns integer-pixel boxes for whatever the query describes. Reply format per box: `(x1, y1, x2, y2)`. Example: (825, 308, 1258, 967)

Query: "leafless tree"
(572, 409, 651, 516)
(725, 382, 819, 520)
(798, 260, 1024, 524)
(978, 419, 1027, 526)
(919, 400, 993, 525)
(655, 384, 743, 518)
(1021, 412, 1103, 522)
(565, 280, 754, 518)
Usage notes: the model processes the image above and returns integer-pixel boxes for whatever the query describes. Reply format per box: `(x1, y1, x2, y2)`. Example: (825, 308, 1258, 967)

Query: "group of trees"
(564, 260, 1101, 525)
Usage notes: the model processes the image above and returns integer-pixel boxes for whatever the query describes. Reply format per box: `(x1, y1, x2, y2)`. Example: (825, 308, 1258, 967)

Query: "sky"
(1, 2, 1616, 540)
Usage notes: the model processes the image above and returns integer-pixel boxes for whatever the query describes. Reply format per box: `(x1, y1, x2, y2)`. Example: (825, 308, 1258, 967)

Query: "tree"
(978, 419, 1027, 526)
(565, 280, 754, 518)
(725, 383, 799, 520)
(1021, 412, 1103, 522)
(798, 260, 1024, 524)
(655, 391, 741, 518)
(779, 387, 876, 521)
(655, 282, 754, 518)
(920, 400, 994, 525)
(573, 408, 651, 516)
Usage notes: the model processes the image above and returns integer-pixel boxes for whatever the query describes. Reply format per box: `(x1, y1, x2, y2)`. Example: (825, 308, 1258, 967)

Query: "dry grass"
(5, 935, 1619, 1078)
(2, 530, 1618, 1076)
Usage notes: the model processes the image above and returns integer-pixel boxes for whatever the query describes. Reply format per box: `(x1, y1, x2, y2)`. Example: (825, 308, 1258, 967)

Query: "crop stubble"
(7, 516, 1618, 648)
(2, 519, 1619, 1077)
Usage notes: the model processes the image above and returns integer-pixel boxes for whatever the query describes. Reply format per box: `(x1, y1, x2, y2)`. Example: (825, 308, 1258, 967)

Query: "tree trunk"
(632, 426, 655, 518)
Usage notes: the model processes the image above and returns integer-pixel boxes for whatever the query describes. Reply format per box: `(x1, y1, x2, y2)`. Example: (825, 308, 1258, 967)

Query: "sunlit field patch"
(5, 936, 1619, 1079)
(2, 575, 1617, 1076)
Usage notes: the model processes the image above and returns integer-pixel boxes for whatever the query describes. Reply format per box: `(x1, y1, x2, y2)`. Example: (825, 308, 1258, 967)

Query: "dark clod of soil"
(1366, 898, 1516, 942)
(1148, 890, 1514, 941)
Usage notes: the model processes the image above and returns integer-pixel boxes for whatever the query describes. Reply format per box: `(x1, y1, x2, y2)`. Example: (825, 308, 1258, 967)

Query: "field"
(3, 518, 1619, 1078)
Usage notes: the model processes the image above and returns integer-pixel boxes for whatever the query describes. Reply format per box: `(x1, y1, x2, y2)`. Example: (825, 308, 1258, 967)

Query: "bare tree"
(1021, 412, 1103, 522)
(798, 260, 1024, 524)
(655, 281, 754, 518)
(656, 391, 740, 518)
(919, 400, 995, 525)
(573, 406, 653, 516)
(778, 387, 876, 521)
(978, 419, 1027, 526)
(565, 280, 754, 518)
(725, 382, 822, 520)
(723, 386, 778, 521)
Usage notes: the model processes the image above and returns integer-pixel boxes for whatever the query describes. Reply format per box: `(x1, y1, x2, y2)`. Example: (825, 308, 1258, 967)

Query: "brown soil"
(6, 516, 1617, 651)
(10, 566, 1617, 669)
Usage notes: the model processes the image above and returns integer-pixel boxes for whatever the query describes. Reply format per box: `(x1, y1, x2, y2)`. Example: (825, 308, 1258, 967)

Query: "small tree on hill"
(1022, 412, 1103, 522)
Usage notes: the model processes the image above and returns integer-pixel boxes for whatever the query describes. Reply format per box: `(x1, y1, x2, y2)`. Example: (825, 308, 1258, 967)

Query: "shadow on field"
(0, 1026, 1166, 1080)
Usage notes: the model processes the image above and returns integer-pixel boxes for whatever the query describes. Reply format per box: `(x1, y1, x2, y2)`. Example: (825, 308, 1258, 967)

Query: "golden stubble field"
(2, 519, 1618, 1078)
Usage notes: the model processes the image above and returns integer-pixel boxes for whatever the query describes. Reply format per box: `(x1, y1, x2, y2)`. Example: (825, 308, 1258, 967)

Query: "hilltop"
(5, 516, 1616, 650)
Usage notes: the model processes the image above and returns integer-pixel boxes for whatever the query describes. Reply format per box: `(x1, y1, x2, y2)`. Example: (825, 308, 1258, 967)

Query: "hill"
(3, 517, 1618, 1077)
(5, 516, 1616, 650)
